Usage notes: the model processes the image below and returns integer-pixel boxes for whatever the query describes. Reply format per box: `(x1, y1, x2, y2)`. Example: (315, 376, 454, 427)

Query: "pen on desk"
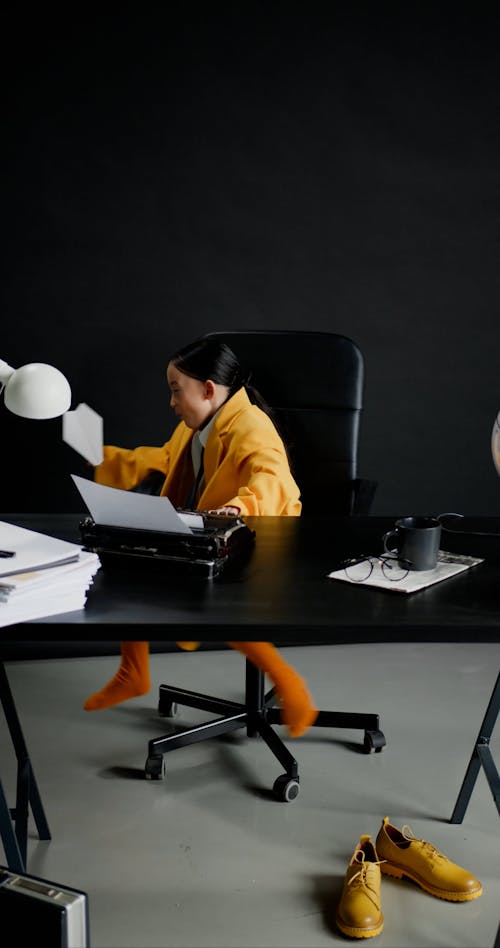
(0, 550, 16, 558)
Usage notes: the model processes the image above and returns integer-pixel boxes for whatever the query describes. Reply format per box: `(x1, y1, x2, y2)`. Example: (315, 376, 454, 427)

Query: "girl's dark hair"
(170, 337, 272, 416)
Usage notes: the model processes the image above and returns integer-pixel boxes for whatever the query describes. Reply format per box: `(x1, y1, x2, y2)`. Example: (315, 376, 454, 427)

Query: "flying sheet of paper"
(71, 475, 193, 533)
(63, 403, 104, 465)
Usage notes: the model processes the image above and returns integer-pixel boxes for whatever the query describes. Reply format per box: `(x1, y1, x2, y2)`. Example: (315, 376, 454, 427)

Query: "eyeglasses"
(343, 554, 413, 583)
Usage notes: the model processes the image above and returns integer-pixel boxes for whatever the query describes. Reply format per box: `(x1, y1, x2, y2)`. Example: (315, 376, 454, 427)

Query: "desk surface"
(1, 514, 500, 643)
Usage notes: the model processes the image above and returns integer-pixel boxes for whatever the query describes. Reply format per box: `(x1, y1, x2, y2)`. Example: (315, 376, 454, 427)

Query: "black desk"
(2, 513, 500, 642)
(1, 513, 499, 872)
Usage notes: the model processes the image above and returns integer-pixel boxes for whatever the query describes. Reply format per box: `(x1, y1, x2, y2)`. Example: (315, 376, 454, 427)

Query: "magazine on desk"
(0, 521, 100, 627)
(328, 550, 484, 594)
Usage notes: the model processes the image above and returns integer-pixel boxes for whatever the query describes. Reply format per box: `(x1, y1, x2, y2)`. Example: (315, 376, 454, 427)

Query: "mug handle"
(382, 529, 398, 555)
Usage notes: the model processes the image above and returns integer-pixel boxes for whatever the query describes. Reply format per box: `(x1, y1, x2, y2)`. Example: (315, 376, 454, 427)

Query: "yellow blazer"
(94, 387, 301, 516)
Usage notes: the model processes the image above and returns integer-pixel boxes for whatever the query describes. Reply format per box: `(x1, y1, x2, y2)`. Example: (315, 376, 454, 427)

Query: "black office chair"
(145, 331, 385, 800)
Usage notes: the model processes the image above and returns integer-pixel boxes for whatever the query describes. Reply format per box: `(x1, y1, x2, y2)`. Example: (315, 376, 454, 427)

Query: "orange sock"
(227, 642, 318, 737)
(83, 641, 151, 711)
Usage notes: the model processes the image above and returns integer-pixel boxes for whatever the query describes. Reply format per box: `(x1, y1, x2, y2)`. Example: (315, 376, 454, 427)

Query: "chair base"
(144, 661, 386, 800)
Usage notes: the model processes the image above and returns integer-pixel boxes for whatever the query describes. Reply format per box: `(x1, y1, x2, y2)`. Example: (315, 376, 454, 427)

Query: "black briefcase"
(79, 512, 256, 578)
(0, 866, 90, 947)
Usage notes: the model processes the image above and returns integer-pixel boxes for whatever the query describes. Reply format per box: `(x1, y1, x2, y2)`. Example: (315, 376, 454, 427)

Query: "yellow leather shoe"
(336, 835, 384, 939)
(376, 817, 482, 902)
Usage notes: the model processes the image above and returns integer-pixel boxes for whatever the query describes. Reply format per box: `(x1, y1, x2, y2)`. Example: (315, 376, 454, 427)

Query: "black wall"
(2, 7, 499, 515)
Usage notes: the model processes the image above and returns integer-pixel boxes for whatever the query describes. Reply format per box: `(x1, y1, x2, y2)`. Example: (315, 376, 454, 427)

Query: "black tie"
(184, 447, 204, 509)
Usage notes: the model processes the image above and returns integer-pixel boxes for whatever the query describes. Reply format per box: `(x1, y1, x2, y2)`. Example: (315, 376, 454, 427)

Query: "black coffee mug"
(382, 516, 442, 571)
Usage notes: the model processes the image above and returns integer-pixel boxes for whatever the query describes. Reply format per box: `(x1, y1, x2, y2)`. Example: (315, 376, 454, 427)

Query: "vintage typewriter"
(79, 512, 256, 578)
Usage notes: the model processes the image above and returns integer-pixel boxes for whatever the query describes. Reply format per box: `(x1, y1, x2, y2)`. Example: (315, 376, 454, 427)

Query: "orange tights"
(83, 641, 318, 737)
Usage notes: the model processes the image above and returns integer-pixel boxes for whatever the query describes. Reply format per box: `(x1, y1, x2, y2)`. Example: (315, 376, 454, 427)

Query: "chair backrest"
(202, 330, 371, 514)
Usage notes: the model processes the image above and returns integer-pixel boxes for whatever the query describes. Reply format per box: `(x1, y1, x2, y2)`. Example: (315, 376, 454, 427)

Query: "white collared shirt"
(191, 408, 221, 476)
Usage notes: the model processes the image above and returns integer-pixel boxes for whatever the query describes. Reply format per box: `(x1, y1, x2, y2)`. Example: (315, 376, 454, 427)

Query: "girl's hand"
(207, 506, 240, 516)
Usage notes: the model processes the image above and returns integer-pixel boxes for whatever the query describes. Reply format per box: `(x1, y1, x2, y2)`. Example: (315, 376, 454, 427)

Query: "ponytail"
(170, 336, 292, 465)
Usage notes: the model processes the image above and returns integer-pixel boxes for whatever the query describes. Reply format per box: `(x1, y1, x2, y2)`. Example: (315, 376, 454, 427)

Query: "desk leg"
(0, 661, 51, 869)
(0, 777, 25, 871)
(450, 672, 500, 823)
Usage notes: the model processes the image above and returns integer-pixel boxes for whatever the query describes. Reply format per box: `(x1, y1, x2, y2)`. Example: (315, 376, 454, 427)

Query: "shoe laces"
(348, 851, 385, 906)
(401, 824, 445, 863)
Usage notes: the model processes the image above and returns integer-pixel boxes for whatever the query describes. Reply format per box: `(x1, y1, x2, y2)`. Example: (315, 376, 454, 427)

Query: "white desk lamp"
(0, 359, 71, 419)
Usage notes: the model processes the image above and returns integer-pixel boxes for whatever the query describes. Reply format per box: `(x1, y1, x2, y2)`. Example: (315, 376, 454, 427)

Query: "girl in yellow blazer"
(84, 337, 317, 736)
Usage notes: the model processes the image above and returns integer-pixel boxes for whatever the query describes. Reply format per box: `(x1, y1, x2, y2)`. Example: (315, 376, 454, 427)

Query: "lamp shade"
(492, 411, 500, 479)
(0, 360, 72, 419)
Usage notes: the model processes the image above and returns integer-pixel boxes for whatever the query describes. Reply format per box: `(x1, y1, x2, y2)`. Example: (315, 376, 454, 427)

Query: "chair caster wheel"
(273, 774, 300, 802)
(145, 755, 165, 780)
(158, 699, 178, 718)
(363, 729, 386, 753)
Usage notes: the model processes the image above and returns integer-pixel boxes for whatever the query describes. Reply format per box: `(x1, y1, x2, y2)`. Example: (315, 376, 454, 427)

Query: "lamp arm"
(0, 360, 15, 387)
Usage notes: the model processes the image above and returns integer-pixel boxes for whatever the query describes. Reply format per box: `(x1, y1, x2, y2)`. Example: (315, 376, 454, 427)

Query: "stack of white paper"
(0, 522, 100, 628)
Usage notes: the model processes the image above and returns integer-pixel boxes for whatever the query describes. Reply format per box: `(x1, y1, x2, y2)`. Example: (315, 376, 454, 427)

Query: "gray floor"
(1, 642, 499, 948)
